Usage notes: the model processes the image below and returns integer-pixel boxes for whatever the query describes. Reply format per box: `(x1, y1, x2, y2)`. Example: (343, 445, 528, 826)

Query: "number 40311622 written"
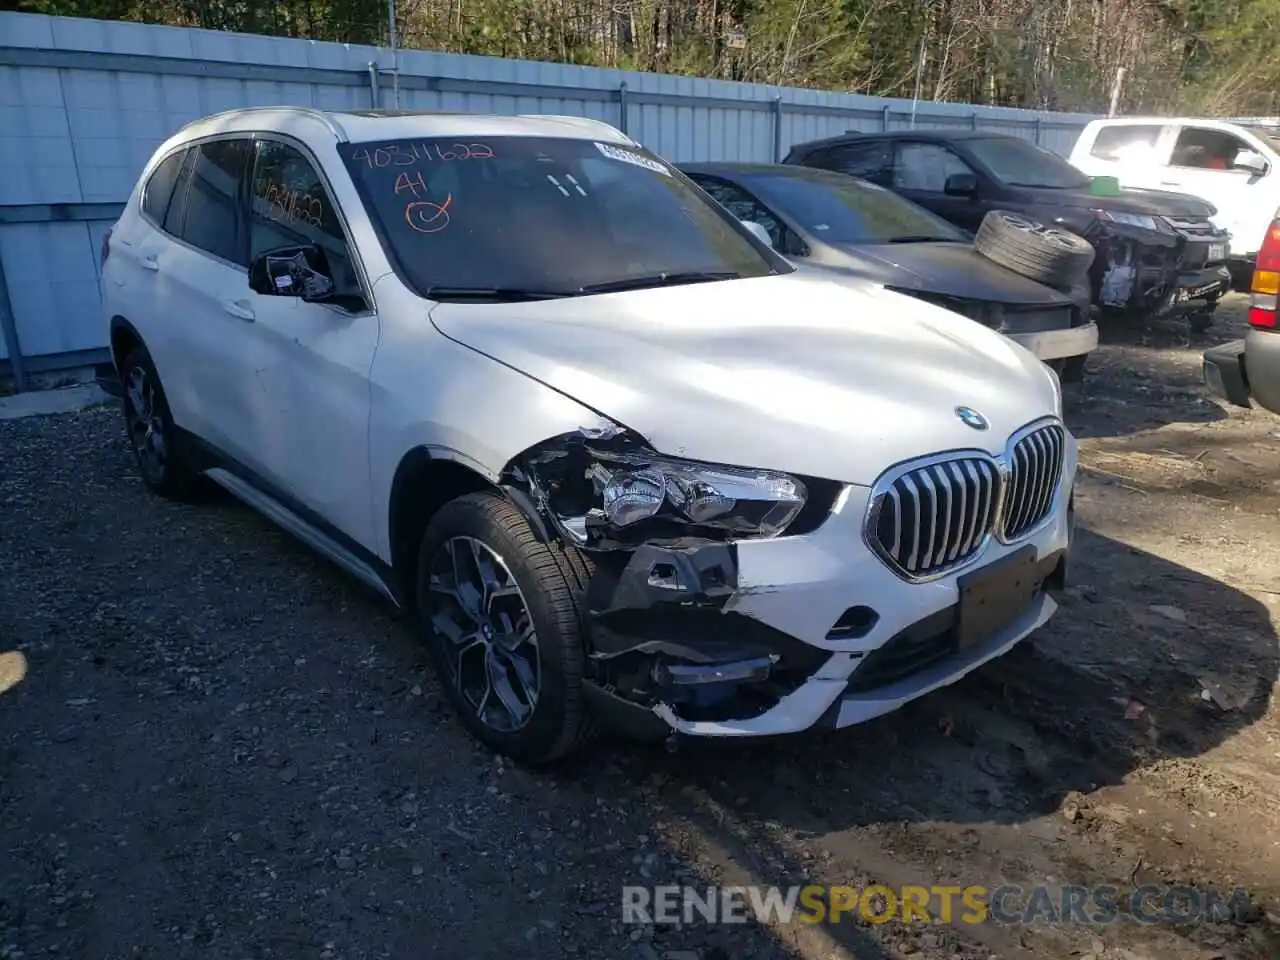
(350, 143, 496, 167)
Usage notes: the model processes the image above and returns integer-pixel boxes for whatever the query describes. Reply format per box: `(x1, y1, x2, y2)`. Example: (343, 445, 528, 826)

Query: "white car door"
(139, 136, 264, 467)
(1159, 124, 1274, 255)
(1070, 121, 1169, 190)
(235, 135, 379, 550)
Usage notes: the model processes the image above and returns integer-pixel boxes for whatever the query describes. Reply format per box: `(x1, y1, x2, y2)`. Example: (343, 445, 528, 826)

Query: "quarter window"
(250, 139, 359, 296)
(141, 149, 187, 225)
(161, 150, 193, 238)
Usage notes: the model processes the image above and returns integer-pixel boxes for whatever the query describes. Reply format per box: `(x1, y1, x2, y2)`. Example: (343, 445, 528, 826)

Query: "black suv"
(784, 131, 1231, 327)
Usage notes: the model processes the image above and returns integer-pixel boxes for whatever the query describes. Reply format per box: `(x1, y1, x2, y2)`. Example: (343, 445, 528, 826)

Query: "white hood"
(429, 272, 1060, 485)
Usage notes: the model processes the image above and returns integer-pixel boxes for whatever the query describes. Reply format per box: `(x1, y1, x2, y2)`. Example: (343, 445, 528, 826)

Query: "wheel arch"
(386, 445, 552, 607)
(109, 316, 144, 373)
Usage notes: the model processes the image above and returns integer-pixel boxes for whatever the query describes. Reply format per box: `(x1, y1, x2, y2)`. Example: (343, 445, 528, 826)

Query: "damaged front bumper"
(1170, 264, 1232, 311)
(1087, 218, 1230, 314)
(576, 463, 1077, 741)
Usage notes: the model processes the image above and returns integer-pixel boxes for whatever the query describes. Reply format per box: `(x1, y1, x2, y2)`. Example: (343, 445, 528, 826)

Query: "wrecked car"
(783, 130, 1232, 331)
(102, 108, 1078, 764)
(679, 162, 1099, 381)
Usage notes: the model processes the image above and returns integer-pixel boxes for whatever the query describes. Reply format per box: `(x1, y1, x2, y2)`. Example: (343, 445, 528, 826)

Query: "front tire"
(119, 345, 199, 500)
(1059, 353, 1088, 383)
(1182, 313, 1213, 335)
(415, 492, 597, 764)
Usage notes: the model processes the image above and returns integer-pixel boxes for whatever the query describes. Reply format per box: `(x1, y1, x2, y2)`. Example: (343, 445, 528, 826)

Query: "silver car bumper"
(1006, 321, 1098, 362)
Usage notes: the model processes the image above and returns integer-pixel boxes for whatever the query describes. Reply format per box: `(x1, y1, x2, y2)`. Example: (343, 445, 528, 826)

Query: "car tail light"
(100, 226, 113, 269)
(1249, 219, 1280, 328)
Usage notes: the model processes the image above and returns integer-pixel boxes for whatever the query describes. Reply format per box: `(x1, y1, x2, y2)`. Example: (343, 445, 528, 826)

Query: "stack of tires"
(973, 210, 1096, 381)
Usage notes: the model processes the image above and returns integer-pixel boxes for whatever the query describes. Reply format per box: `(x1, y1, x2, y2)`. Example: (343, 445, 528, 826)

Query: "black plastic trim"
(180, 430, 402, 601)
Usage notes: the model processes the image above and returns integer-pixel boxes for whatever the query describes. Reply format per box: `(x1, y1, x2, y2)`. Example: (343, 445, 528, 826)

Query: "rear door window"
(1089, 124, 1164, 162)
(167, 138, 251, 265)
(893, 143, 974, 192)
(806, 141, 893, 186)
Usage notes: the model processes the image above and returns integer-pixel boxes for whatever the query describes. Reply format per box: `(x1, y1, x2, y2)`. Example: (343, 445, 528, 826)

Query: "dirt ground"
(2, 294, 1279, 960)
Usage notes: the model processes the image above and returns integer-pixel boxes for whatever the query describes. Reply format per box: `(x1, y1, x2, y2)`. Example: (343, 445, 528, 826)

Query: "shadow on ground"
(568, 525, 1279, 957)
(1065, 306, 1234, 439)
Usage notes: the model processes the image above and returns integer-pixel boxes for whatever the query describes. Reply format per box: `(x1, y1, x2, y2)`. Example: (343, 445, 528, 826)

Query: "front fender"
(367, 308, 619, 563)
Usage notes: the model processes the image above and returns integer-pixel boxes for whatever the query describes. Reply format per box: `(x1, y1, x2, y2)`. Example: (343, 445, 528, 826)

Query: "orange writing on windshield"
(394, 171, 428, 198)
(351, 142, 495, 168)
(405, 194, 453, 234)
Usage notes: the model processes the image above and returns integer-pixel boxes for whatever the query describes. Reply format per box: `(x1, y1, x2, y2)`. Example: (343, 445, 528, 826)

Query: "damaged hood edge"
(428, 273, 1061, 486)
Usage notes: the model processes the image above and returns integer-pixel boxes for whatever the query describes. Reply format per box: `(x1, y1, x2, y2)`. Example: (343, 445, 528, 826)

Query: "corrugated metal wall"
(0, 10, 1101, 384)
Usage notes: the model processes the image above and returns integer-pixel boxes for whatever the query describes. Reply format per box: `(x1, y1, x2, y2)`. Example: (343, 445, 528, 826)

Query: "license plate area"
(956, 545, 1040, 651)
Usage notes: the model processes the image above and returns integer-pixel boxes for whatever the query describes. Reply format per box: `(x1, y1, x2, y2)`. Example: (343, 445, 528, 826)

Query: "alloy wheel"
(998, 212, 1081, 250)
(124, 365, 167, 485)
(425, 536, 541, 732)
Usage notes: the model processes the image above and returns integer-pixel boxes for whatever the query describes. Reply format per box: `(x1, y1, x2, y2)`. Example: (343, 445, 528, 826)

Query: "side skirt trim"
(203, 466, 400, 607)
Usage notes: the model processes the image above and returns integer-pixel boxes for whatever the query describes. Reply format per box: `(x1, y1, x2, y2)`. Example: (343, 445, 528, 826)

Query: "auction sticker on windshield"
(595, 142, 672, 176)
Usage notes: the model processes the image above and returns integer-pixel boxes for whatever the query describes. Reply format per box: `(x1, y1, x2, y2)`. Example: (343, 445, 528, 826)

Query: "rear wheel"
(415, 491, 597, 764)
(120, 345, 199, 500)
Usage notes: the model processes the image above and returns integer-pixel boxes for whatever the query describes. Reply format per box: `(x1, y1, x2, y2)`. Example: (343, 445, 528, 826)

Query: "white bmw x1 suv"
(102, 107, 1077, 763)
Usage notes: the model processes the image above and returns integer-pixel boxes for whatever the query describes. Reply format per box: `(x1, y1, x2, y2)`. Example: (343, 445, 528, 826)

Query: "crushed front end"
(1086, 213, 1230, 316)
(503, 419, 1077, 741)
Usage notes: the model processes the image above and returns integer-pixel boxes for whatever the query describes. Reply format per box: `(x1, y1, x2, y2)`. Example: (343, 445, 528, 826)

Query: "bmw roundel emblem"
(955, 406, 989, 430)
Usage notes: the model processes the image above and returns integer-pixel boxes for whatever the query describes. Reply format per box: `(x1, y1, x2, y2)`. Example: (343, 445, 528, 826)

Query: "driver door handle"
(138, 255, 159, 271)
(222, 299, 255, 322)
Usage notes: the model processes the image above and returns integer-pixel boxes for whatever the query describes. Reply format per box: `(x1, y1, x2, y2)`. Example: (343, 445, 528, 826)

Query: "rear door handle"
(222, 299, 255, 322)
(138, 255, 159, 271)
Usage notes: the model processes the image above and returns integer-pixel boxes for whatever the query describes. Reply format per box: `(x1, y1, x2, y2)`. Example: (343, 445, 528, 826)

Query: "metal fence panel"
(0, 9, 1103, 385)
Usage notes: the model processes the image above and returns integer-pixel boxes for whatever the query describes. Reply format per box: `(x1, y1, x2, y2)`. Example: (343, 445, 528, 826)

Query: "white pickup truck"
(1069, 116, 1280, 263)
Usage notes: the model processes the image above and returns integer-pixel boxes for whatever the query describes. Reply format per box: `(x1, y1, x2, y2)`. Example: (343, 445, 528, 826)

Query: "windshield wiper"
(885, 235, 960, 244)
(579, 271, 741, 294)
(425, 285, 575, 302)
(1004, 182, 1084, 190)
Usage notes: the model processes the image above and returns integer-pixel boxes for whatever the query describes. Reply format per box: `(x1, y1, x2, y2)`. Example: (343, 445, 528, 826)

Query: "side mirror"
(740, 220, 774, 248)
(1232, 149, 1268, 177)
(944, 172, 978, 196)
(249, 244, 335, 301)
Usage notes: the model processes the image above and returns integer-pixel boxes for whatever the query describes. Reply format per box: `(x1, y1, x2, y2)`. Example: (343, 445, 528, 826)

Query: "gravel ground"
(2, 295, 1280, 960)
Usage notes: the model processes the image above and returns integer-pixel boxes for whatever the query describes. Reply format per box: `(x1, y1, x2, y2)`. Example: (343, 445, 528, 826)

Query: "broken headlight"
(1092, 209, 1170, 233)
(587, 452, 807, 539)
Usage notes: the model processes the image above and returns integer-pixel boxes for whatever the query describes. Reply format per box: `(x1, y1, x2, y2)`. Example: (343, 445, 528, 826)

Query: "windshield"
(745, 173, 967, 245)
(1241, 125, 1280, 152)
(339, 137, 784, 298)
(964, 137, 1089, 189)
